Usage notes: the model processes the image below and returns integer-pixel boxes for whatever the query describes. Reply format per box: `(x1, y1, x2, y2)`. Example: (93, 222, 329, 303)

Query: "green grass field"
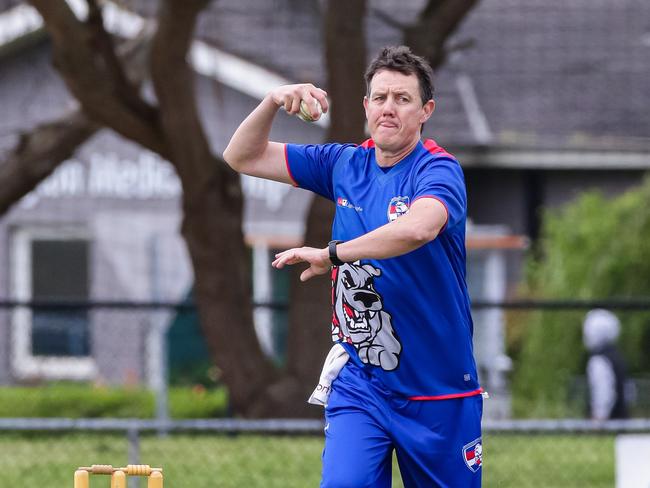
(0, 432, 613, 487)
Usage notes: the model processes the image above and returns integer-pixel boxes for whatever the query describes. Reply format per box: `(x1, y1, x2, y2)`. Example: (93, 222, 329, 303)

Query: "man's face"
(364, 69, 435, 153)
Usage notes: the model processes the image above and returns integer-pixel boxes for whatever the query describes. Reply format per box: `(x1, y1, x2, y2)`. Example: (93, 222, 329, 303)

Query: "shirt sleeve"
(412, 157, 467, 232)
(285, 143, 352, 202)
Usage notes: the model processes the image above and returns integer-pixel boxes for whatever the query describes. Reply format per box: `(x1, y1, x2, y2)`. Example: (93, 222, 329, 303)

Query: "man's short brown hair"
(365, 46, 435, 105)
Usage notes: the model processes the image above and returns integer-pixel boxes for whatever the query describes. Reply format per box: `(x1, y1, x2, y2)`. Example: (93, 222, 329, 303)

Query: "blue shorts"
(321, 363, 483, 488)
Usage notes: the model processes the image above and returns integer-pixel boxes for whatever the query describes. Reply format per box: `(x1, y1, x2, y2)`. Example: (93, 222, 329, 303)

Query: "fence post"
(146, 315, 170, 436)
(127, 426, 141, 488)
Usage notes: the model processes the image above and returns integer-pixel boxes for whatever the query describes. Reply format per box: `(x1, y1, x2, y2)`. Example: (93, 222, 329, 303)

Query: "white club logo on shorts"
(462, 437, 483, 472)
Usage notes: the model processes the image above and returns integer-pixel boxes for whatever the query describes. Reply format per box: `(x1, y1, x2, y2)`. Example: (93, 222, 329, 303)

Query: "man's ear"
(420, 99, 435, 124)
(363, 96, 369, 118)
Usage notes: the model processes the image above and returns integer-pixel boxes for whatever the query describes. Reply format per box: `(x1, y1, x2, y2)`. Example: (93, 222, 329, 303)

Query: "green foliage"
(0, 382, 228, 418)
(169, 385, 228, 418)
(511, 176, 650, 417)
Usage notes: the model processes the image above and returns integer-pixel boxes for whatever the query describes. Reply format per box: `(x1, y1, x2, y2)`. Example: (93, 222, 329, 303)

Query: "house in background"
(0, 0, 648, 419)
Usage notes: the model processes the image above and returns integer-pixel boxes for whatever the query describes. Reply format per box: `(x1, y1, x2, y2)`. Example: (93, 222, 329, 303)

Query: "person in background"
(583, 309, 630, 421)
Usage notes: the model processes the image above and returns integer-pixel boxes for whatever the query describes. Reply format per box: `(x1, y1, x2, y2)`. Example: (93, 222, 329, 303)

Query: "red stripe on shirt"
(409, 388, 483, 401)
(358, 139, 453, 158)
(423, 138, 455, 159)
(284, 144, 299, 187)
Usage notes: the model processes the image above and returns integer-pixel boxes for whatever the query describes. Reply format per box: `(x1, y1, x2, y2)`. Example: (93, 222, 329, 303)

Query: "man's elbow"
(223, 145, 238, 171)
(222, 145, 242, 172)
(408, 226, 440, 246)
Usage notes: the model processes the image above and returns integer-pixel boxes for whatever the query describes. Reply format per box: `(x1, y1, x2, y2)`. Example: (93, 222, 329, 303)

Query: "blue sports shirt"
(286, 139, 481, 399)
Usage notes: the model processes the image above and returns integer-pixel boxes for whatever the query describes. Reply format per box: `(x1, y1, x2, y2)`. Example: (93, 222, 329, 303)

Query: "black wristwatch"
(328, 240, 345, 266)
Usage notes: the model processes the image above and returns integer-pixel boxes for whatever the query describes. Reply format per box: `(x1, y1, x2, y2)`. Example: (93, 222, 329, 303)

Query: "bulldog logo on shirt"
(330, 262, 401, 370)
(387, 196, 410, 222)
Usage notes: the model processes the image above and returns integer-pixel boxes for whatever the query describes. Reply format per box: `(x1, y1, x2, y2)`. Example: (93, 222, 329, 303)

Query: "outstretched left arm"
(272, 197, 447, 281)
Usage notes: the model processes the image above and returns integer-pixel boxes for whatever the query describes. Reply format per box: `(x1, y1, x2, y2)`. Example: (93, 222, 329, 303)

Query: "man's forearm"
(271, 200, 446, 280)
(336, 208, 442, 263)
(224, 84, 328, 181)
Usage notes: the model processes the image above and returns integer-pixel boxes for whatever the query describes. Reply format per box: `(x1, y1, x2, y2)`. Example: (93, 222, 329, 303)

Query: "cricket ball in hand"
(297, 99, 322, 122)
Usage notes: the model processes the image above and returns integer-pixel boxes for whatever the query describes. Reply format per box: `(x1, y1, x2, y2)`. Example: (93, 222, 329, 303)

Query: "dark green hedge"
(511, 176, 650, 417)
(0, 383, 228, 418)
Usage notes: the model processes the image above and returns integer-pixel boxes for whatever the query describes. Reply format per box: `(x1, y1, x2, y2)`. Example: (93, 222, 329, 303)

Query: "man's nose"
(381, 97, 396, 115)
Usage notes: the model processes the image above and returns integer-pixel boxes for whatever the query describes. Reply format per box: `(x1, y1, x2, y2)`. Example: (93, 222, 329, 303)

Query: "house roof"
(1, 0, 649, 158)
(454, 0, 650, 152)
(184, 0, 650, 152)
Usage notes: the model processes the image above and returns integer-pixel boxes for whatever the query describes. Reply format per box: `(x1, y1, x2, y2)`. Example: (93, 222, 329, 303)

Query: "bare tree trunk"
(283, 0, 368, 417)
(150, 0, 277, 416)
(323, 0, 368, 144)
(23, 0, 276, 416)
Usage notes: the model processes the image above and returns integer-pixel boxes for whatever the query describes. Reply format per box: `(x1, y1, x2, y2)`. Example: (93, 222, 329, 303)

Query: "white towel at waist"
(307, 343, 350, 407)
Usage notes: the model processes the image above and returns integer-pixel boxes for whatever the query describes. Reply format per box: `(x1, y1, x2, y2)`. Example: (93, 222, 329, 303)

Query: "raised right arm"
(223, 84, 328, 185)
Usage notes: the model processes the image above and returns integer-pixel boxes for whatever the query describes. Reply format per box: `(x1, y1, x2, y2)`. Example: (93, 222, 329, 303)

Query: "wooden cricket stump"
(74, 464, 163, 488)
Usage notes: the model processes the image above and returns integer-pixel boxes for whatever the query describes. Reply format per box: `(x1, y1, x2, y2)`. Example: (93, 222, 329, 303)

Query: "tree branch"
(0, 111, 98, 215)
(27, 0, 169, 157)
(0, 22, 156, 216)
(404, 0, 479, 69)
(85, 0, 157, 122)
(150, 0, 216, 184)
(370, 7, 407, 31)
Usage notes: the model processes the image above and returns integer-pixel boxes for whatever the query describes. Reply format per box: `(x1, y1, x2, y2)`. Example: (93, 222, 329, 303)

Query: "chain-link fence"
(1, 418, 649, 487)
(1, 300, 650, 486)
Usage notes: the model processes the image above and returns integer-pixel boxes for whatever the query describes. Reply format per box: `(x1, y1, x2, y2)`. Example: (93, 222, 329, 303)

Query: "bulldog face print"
(330, 262, 401, 371)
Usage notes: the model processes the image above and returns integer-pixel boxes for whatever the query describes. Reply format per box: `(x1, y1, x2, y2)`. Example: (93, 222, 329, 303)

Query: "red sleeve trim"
(360, 138, 375, 149)
(409, 388, 483, 401)
(284, 144, 299, 187)
(413, 195, 449, 234)
(423, 138, 455, 160)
